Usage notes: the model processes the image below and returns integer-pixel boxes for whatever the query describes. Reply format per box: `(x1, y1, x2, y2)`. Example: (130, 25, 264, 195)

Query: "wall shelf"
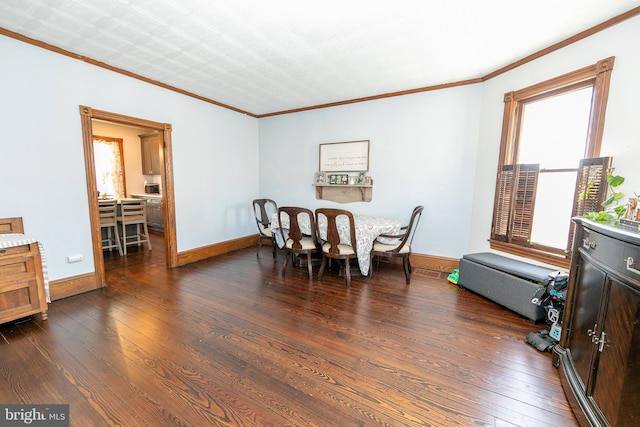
(313, 184, 373, 203)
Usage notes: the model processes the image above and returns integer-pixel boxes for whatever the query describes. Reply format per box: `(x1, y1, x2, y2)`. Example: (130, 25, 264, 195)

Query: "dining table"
(271, 211, 402, 276)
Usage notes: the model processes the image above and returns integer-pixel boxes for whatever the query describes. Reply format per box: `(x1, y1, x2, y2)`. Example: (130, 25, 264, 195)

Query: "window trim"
(490, 57, 615, 268)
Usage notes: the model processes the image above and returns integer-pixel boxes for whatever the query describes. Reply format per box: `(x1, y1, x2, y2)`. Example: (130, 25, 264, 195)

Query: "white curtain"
(94, 139, 125, 199)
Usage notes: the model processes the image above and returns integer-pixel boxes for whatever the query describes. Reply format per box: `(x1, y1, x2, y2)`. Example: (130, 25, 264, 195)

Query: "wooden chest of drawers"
(0, 218, 48, 324)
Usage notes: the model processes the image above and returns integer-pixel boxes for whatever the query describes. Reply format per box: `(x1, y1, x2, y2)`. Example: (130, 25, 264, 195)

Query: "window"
(93, 136, 126, 199)
(490, 57, 614, 267)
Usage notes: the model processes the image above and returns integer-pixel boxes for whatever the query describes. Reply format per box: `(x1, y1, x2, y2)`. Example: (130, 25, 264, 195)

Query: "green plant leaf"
(607, 174, 624, 187)
(585, 211, 616, 222)
(585, 211, 600, 220)
(614, 205, 627, 217)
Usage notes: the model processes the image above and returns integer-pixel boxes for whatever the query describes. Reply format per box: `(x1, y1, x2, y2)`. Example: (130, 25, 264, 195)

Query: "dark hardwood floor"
(0, 232, 577, 426)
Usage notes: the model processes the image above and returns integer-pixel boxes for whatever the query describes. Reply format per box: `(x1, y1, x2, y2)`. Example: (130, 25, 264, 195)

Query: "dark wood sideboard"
(555, 217, 640, 426)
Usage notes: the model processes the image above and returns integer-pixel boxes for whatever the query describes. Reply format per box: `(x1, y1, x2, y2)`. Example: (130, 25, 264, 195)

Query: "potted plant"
(584, 170, 627, 222)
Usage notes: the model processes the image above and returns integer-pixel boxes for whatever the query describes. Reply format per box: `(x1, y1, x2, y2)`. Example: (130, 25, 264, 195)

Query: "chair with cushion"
(252, 198, 278, 259)
(279, 206, 320, 280)
(315, 208, 358, 287)
(369, 205, 423, 284)
(99, 199, 123, 255)
(117, 199, 152, 255)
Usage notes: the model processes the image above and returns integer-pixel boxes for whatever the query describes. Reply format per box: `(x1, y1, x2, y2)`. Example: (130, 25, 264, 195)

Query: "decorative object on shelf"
(327, 174, 349, 185)
(626, 195, 639, 222)
(357, 171, 366, 184)
(319, 140, 369, 172)
(314, 172, 325, 184)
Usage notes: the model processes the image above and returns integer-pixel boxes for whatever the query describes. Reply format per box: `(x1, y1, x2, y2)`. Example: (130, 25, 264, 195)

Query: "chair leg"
(306, 253, 313, 280)
(114, 225, 123, 256)
(403, 255, 411, 284)
(281, 250, 290, 276)
(112, 224, 123, 256)
(368, 253, 375, 278)
(345, 259, 351, 287)
(121, 223, 128, 255)
(318, 256, 327, 281)
(257, 235, 267, 258)
(271, 236, 277, 260)
(106, 227, 113, 251)
(142, 221, 152, 250)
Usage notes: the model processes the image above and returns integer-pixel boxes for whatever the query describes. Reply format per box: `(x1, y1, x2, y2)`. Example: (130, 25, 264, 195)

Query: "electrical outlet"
(67, 254, 83, 263)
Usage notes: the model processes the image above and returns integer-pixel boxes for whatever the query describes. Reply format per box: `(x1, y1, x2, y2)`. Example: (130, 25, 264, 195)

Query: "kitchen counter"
(130, 193, 162, 199)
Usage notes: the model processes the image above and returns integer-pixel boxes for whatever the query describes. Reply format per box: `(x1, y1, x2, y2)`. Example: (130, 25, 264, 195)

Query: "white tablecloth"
(0, 233, 50, 303)
(272, 212, 402, 276)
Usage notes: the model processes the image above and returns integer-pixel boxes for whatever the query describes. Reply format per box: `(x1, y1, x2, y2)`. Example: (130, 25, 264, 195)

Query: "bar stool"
(117, 199, 152, 255)
(99, 199, 123, 255)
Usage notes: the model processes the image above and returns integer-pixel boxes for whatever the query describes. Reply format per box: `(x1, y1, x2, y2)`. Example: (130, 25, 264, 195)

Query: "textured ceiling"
(1, 0, 639, 116)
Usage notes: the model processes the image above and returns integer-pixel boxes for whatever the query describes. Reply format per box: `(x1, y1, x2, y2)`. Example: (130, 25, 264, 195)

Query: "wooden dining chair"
(99, 199, 123, 255)
(279, 206, 320, 280)
(252, 198, 278, 259)
(315, 208, 358, 287)
(117, 199, 152, 255)
(369, 205, 423, 284)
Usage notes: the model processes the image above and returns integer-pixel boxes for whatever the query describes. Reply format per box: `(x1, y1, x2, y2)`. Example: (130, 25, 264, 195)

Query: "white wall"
(0, 36, 259, 281)
(259, 15, 640, 264)
(258, 85, 483, 258)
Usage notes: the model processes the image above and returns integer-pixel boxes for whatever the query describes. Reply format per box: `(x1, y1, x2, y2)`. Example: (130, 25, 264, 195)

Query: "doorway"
(80, 105, 178, 288)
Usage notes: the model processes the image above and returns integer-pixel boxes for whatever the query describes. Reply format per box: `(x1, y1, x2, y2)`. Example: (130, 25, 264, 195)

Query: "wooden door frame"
(80, 105, 178, 287)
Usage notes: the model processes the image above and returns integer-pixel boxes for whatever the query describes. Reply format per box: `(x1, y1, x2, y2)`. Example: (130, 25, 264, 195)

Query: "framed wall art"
(319, 140, 370, 172)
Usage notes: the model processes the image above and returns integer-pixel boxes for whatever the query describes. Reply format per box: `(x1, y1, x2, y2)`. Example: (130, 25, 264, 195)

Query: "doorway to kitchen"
(79, 105, 178, 288)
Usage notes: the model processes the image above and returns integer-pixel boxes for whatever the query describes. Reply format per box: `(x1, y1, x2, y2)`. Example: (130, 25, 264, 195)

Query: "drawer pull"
(625, 257, 640, 275)
(0, 249, 5, 254)
(597, 332, 607, 353)
(582, 238, 596, 250)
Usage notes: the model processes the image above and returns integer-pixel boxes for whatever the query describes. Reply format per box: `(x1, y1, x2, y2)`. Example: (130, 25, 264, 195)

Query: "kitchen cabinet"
(146, 198, 164, 231)
(555, 217, 640, 426)
(139, 133, 163, 175)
